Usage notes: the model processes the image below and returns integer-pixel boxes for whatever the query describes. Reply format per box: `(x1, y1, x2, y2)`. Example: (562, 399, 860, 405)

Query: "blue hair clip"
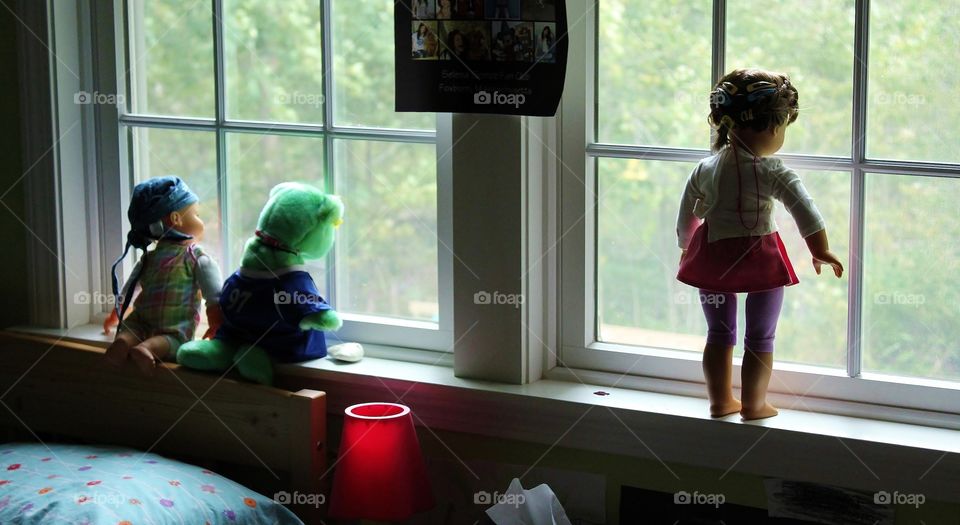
(745, 81, 778, 102)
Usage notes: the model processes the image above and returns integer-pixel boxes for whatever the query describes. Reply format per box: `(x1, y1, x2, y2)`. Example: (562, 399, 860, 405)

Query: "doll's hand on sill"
(102, 309, 119, 335)
(202, 304, 223, 339)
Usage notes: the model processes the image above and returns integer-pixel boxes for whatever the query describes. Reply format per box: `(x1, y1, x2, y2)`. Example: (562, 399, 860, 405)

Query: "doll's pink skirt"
(677, 222, 799, 293)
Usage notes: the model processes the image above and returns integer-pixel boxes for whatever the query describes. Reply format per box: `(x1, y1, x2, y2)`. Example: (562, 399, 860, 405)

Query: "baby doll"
(676, 69, 844, 420)
(103, 176, 223, 376)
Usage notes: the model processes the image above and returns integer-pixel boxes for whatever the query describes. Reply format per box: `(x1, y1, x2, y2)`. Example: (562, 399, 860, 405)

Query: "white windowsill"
(8, 324, 960, 503)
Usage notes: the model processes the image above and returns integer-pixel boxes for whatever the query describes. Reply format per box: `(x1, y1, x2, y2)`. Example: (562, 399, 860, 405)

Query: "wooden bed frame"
(0, 331, 327, 524)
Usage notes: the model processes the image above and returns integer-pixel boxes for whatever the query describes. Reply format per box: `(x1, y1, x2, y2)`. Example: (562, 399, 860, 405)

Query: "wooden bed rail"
(0, 331, 327, 523)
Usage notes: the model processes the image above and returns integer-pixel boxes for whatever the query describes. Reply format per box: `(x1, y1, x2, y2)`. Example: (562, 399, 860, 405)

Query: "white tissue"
(327, 342, 363, 362)
(485, 478, 572, 525)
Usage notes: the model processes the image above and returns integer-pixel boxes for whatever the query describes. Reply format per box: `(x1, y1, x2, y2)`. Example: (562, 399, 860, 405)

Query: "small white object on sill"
(485, 478, 572, 525)
(328, 342, 364, 362)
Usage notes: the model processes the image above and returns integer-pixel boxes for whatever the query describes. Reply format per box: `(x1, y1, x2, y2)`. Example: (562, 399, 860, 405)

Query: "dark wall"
(0, 7, 29, 328)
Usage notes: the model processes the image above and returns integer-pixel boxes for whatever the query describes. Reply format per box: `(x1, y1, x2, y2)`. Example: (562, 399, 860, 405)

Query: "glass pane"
(597, 159, 706, 348)
(726, 0, 855, 156)
(333, 139, 438, 322)
(131, 127, 222, 265)
(127, 0, 214, 117)
(763, 170, 849, 368)
(224, 0, 325, 124)
(597, 158, 848, 369)
(331, 0, 436, 130)
(596, 0, 712, 148)
(226, 132, 327, 289)
(867, 1, 960, 163)
(863, 174, 960, 382)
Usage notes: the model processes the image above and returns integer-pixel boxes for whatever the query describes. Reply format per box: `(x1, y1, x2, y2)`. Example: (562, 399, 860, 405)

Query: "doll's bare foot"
(129, 336, 171, 376)
(129, 345, 159, 376)
(741, 402, 778, 420)
(710, 398, 742, 418)
(104, 331, 137, 367)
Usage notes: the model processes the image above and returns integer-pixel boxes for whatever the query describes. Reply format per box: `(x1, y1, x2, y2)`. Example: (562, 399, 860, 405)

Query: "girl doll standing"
(103, 176, 223, 376)
(676, 69, 844, 420)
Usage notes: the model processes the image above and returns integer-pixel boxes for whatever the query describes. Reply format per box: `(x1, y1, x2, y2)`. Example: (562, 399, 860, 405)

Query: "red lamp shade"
(328, 402, 434, 521)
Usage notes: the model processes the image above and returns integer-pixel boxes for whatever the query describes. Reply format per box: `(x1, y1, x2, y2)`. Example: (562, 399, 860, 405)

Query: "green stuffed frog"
(178, 182, 361, 385)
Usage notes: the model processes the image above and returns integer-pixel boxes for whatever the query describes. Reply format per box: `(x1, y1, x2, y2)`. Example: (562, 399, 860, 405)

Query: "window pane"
(127, 0, 214, 117)
(131, 127, 222, 265)
(597, 159, 706, 349)
(863, 174, 960, 382)
(331, 0, 435, 130)
(765, 170, 848, 368)
(596, 0, 712, 148)
(333, 139, 438, 322)
(597, 158, 848, 369)
(225, 132, 327, 288)
(224, 0, 325, 124)
(726, 0, 854, 156)
(867, 1, 960, 163)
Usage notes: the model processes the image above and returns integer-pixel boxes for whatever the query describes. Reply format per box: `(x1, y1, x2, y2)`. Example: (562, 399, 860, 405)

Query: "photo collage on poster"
(410, 0, 557, 63)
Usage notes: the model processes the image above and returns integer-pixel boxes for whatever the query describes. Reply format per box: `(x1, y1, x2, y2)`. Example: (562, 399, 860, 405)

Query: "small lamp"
(328, 402, 434, 522)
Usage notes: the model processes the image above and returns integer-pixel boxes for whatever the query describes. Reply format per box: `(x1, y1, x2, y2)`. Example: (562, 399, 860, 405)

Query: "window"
(559, 0, 960, 412)
(119, 0, 451, 350)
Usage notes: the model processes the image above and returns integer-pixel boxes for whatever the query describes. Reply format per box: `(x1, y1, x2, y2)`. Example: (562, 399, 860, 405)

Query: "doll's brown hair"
(708, 68, 799, 152)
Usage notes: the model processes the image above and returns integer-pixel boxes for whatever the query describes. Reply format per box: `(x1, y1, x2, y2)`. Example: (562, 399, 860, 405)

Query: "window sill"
(9, 325, 960, 504)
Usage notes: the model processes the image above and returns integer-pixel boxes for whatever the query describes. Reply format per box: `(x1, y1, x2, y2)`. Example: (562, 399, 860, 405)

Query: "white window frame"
(38, 0, 455, 353)
(553, 0, 960, 421)
(97, 0, 453, 353)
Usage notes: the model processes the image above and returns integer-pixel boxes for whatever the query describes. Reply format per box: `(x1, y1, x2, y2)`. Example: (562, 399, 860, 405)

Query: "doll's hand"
(202, 304, 223, 339)
(103, 309, 119, 335)
(812, 250, 844, 278)
(679, 249, 688, 265)
(804, 229, 843, 278)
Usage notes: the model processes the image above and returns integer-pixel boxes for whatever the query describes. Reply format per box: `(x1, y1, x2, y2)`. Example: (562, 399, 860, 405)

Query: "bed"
(0, 331, 327, 524)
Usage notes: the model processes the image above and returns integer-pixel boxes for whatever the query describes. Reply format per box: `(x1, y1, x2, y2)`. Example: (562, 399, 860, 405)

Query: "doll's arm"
(771, 168, 842, 278)
(771, 166, 825, 239)
(103, 261, 142, 334)
(676, 165, 704, 250)
(196, 255, 224, 338)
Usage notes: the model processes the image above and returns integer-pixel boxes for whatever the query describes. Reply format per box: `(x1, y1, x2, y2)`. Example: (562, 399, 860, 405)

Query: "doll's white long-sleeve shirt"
(676, 146, 826, 249)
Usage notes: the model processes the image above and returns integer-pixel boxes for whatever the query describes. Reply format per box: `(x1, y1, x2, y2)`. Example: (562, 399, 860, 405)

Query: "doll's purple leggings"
(698, 287, 784, 353)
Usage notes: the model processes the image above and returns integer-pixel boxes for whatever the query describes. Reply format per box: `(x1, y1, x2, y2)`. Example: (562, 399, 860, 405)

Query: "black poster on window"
(395, 0, 568, 116)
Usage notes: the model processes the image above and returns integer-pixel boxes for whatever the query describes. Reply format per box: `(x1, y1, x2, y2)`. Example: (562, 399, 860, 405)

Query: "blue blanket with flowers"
(0, 442, 303, 524)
